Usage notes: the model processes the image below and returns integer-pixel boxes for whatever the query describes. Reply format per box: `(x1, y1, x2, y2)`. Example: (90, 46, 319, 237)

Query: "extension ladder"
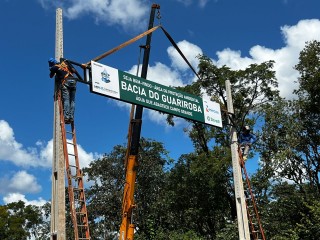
(58, 91, 91, 240)
(238, 148, 266, 240)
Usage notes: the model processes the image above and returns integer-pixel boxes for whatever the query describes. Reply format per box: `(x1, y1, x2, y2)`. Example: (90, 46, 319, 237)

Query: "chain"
(156, 8, 162, 25)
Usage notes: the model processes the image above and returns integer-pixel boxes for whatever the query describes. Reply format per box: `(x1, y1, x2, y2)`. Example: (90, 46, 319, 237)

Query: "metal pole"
(51, 8, 66, 240)
(129, 4, 160, 155)
(119, 5, 160, 240)
(225, 79, 250, 240)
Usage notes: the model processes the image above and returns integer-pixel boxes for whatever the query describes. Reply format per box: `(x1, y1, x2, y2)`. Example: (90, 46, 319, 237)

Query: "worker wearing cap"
(239, 125, 257, 161)
(48, 58, 77, 124)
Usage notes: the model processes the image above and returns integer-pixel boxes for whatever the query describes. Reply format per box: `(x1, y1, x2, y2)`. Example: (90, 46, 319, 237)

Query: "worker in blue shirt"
(48, 58, 77, 124)
(239, 125, 257, 161)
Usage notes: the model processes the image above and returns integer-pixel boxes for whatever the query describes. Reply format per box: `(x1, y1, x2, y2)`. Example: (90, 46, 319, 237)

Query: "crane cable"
(159, 26, 201, 80)
(84, 24, 201, 81)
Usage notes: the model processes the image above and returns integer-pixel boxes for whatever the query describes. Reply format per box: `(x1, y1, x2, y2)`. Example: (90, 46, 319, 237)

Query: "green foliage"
(30, 41, 318, 239)
(159, 149, 233, 239)
(83, 137, 172, 239)
(135, 228, 204, 240)
(252, 40, 320, 239)
(197, 55, 279, 133)
(215, 221, 238, 240)
(294, 40, 320, 194)
(3, 41, 320, 239)
(294, 40, 320, 108)
(169, 54, 281, 167)
(259, 40, 320, 193)
(81, 54, 286, 239)
(296, 200, 320, 240)
(259, 182, 320, 240)
(0, 201, 45, 240)
(83, 137, 237, 239)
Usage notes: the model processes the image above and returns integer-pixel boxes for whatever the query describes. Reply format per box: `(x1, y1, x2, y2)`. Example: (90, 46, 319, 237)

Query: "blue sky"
(1, 0, 320, 206)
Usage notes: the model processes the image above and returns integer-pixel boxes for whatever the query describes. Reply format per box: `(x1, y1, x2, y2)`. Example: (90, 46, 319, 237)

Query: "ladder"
(58, 91, 91, 240)
(238, 148, 266, 240)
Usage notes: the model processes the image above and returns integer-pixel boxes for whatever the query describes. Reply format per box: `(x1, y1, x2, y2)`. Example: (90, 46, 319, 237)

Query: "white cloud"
(148, 62, 185, 87)
(199, 0, 210, 8)
(0, 120, 46, 168)
(215, 48, 254, 69)
(8, 171, 42, 194)
(67, 141, 98, 169)
(145, 109, 187, 128)
(37, 140, 54, 167)
(39, 1, 320, 100)
(0, 120, 97, 168)
(167, 40, 203, 73)
(124, 17, 320, 124)
(127, 62, 184, 87)
(65, 17, 320, 123)
(175, 0, 210, 8)
(3, 193, 47, 207)
(39, 0, 149, 31)
(281, 19, 320, 48)
(0, 120, 98, 204)
(138, 19, 320, 124)
(214, 19, 320, 99)
(0, 171, 41, 195)
(176, 0, 193, 6)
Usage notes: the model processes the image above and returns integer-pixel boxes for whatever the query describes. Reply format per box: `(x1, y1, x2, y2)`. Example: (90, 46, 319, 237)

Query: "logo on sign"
(101, 68, 110, 83)
(204, 101, 219, 114)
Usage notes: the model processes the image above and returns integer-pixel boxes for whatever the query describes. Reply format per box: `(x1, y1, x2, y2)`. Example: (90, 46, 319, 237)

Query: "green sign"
(91, 61, 222, 127)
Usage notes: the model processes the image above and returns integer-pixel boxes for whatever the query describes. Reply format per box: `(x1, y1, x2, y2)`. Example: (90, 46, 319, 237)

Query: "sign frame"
(90, 61, 222, 128)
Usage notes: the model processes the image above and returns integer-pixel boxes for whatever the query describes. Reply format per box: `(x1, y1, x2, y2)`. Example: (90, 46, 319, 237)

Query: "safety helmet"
(48, 57, 58, 65)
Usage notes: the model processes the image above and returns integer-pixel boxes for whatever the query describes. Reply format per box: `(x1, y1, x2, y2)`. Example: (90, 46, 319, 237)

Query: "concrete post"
(225, 79, 250, 240)
(51, 8, 66, 240)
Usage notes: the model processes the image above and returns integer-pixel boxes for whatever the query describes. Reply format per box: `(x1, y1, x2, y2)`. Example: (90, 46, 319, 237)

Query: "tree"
(258, 40, 320, 193)
(84, 143, 126, 239)
(159, 148, 235, 239)
(294, 40, 320, 194)
(83, 137, 172, 239)
(168, 55, 280, 165)
(80, 50, 318, 239)
(255, 40, 320, 238)
(0, 201, 44, 240)
(163, 55, 281, 239)
(197, 55, 279, 133)
(294, 40, 320, 110)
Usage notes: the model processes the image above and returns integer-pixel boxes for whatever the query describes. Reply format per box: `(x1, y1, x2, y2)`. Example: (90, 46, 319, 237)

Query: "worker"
(48, 58, 77, 124)
(239, 125, 257, 161)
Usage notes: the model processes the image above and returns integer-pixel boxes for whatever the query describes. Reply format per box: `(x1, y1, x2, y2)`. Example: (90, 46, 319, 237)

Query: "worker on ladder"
(48, 58, 77, 124)
(239, 125, 257, 161)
